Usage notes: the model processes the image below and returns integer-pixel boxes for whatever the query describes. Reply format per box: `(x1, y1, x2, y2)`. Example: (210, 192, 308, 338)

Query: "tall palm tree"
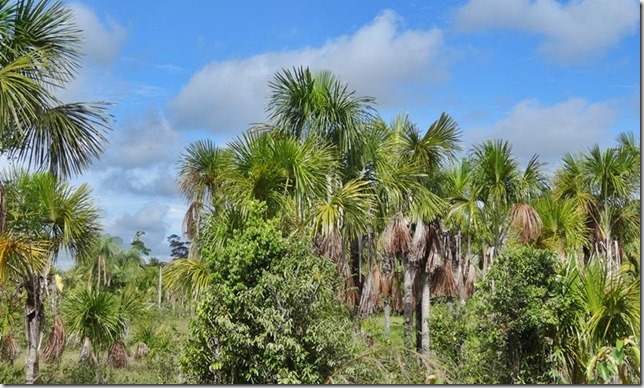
(0, 0, 112, 180)
(469, 140, 547, 270)
(555, 133, 640, 268)
(3, 171, 101, 383)
(0, 1, 113, 379)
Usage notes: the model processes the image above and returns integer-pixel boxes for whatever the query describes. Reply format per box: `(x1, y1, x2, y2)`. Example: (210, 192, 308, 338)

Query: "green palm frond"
(63, 287, 126, 351)
(0, 233, 48, 284)
(12, 101, 112, 179)
(533, 194, 588, 254)
(163, 257, 213, 301)
(1, 0, 82, 86)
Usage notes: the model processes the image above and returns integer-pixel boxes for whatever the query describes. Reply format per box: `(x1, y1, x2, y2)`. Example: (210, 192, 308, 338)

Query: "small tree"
(182, 201, 356, 384)
(167, 234, 190, 260)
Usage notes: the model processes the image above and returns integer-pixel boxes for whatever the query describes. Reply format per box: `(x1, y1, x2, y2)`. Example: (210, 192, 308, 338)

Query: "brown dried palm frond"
(132, 341, 149, 361)
(391, 273, 403, 312)
(182, 201, 203, 240)
(425, 224, 443, 274)
(408, 222, 429, 267)
(320, 230, 343, 264)
(381, 267, 393, 297)
(108, 340, 128, 368)
(509, 202, 543, 243)
(370, 265, 383, 308)
(344, 276, 359, 311)
(464, 263, 477, 299)
(78, 337, 96, 364)
(431, 258, 457, 298)
(42, 314, 65, 363)
(382, 213, 411, 257)
(1, 334, 19, 364)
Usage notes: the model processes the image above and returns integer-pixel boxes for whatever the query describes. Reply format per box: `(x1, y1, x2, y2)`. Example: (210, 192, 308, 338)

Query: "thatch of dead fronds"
(1, 334, 19, 364)
(382, 213, 411, 257)
(425, 224, 443, 274)
(42, 314, 66, 363)
(431, 258, 457, 298)
(409, 222, 429, 267)
(108, 340, 128, 368)
(509, 202, 542, 243)
(391, 273, 403, 312)
(132, 341, 149, 361)
(358, 265, 385, 318)
(464, 262, 477, 298)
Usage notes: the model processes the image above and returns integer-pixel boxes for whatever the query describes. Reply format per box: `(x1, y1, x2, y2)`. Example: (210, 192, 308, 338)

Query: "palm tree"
(554, 133, 640, 269)
(362, 112, 460, 348)
(3, 171, 101, 383)
(0, 2, 113, 380)
(557, 257, 640, 383)
(469, 140, 547, 270)
(0, 0, 112, 180)
(93, 235, 121, 290)
(63, 287, 126, 382)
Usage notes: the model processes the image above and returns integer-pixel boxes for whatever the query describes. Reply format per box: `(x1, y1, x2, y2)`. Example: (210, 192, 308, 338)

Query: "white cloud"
(69, 3, 127, 66)
(467, 98, 618, 166)
(106, 202, 171, 261)
(55, 4, 127, 103)
(452, 0, 638, 64)
(169, 10, 447, 134)
(99, 108, 182, 169)
(100, 166, 179, 198)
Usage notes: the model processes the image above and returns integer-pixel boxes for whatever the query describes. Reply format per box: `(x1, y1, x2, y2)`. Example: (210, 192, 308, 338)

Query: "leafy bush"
(430, 246, 565, 384)
(181, 202, 357, 384)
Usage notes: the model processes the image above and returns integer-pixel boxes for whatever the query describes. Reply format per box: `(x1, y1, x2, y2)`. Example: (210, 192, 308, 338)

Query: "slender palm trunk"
(25, 275, 44, 384)
(97, 259, 101, 290)
(157, 265, 163, 309)
(415, 279, 422, 350)
(384, 295, 391, 338)
(402, 261, 417, 348)
(420, 271, 430, 354)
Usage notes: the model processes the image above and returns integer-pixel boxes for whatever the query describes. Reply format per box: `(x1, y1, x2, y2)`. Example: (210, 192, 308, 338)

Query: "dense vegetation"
(0, 0, 640, 384)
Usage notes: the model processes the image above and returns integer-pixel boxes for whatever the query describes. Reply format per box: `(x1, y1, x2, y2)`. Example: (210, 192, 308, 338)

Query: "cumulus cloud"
(169, 10, 447, 134)
(452, 0, 638, 64)
(466, 98, 618, 166)
(55, 4, 127, 103)
(100, 166, 179, 198)
(106, 202, 171, 261)
(99, 108, 182, 169)
(69, 3, 127, 66)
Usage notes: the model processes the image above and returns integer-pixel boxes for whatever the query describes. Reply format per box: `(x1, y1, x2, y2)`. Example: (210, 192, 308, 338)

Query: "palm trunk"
(415, 280, 422, 350)
(25, 275, 45, 384)
(97, 259, 101, 290)
(384, 295, 391, 338)
(157, 265, 163, 309)
(402, 261, 417, 348)
(420, 271, 430, 354)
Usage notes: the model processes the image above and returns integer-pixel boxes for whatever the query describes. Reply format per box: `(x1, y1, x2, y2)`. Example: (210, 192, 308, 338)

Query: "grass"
(1, 308, 189, 384)
(360, 313, 405, 347)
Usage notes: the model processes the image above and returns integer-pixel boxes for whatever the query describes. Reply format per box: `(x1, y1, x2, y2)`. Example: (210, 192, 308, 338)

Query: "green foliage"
(430, 246, 565, 384)
(586, 336, 640, 384)
(182, 201, 356, 384)
(62, 287, 126, 353)
(428, 301, 467, 370)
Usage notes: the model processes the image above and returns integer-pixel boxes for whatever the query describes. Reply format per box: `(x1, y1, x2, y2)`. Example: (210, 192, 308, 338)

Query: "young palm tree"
(63, 287, 126, 382)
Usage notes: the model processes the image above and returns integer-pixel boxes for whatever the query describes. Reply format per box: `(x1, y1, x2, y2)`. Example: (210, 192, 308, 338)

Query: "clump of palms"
(556, 257, 640, 383)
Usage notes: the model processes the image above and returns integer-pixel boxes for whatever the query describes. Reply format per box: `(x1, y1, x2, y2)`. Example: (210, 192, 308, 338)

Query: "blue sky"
(49, 0, 640, 267)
